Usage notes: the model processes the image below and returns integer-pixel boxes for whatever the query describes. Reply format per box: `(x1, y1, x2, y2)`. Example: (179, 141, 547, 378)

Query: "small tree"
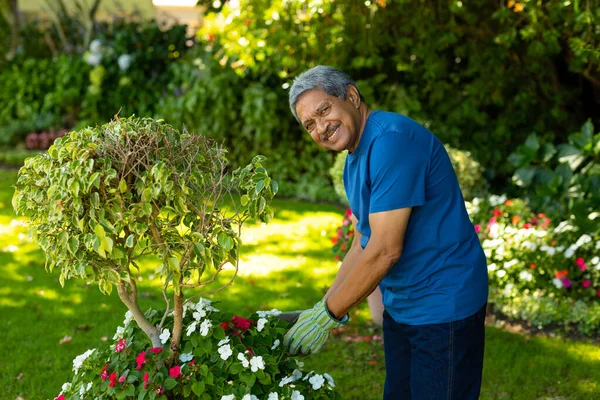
(12, 116, 277, 363)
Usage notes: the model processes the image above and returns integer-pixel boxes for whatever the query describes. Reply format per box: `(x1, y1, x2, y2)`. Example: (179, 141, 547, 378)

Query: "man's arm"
(323, 214, 363, 300)
(325, 207, 412, 319)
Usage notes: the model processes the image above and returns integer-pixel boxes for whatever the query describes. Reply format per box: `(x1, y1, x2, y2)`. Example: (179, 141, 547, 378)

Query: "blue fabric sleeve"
(368, 132, 428, 213)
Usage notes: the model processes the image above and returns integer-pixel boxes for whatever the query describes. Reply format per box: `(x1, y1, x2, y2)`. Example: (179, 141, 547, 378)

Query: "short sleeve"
(368, 132, 428, 213)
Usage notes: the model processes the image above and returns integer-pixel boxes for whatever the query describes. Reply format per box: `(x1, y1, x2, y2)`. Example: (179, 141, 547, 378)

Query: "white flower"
(257, 318, 268, 332)
(218, 337, 230, 346)
(591, 256, 599, 265)
(323, 373, 335, 387)
(118, 54, 133, 71)
(72, 349, 95, 374)
(309, 374, 325, 390)
(553, 278, 564, 289)
(200, 319, 212, 336)
(596, 241, 600, 250)
(564, 246, 576, 259)
(271, 339, 280, 350)
(241, 394, 259, 400)
(238, 352, 249, 368)
(576, 234, 592, 246)
(291, 391, 305, 400)
(62, 382, 72, 392)
(79, 382, 92, 396)
(268, 393, 279, 400)
(113, 326, 125, 340)
(218, 344, 233, 360)
(488, 223, 499, 239)
(160, 328, 170, 344)
(197, 298, 219, 312)
(89, 39, 102, 53)
(186, 321, 198, 336)
(85, 52, 102, 66)
(519, 271, 533, 282)
(521, 241, 537, 251)
(503, 283, 514, 296)
(180, 352, 194, 362)
(193, 309, 207, 320)
(257, 308, 282, 318)
(250, 355, 265, 372)
(221, 395, 235, 400)
(540, 245, 556, 256)
(496, 269, 506, 278)
(123, 310, 134, 326)
(554, 220, 574, 233)
(503, 260, 519, 269)
(489, 194, 507, 207)
(484, 248, 492, 258)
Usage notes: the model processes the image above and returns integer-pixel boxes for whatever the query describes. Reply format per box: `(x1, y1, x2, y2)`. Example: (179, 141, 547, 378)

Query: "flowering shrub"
(56, 299, 341, 400)
(331, 209, 353, 262)
(468, 196, 600, 301)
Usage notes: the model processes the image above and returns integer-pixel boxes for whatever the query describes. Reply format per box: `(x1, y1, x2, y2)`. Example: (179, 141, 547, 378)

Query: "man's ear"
(347, 85, 361, 108)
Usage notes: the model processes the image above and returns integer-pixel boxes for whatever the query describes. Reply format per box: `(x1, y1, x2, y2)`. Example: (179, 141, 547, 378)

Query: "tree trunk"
(168, 289, 184, 364)
(117, 281, 162, 348)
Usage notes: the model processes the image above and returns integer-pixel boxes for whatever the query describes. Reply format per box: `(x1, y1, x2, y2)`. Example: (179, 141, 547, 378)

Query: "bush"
(55, 302, 340, 400)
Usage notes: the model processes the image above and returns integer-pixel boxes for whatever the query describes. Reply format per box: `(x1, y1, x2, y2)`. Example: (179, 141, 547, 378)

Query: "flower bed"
(56, 299, 340, 400)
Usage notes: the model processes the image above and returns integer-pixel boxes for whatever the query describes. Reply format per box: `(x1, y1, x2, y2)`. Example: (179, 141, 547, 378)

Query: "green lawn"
(1, 169, 599, 399)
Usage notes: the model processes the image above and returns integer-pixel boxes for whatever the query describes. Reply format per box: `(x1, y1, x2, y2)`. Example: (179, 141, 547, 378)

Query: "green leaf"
(119, 179, 128, 193)
(95, 224, 106, 239)
(163, 378, 178, 390)
(255, 180, 265, 194)
(192, 381, 205, 395)
(271, 179, 278, 195)
(512, 167, 536, 187)
(142, 188, 152, 203)
(258, 197, 266, 215)
(581, 119, 594, 140)
(138, 390, 148, 400)
(168, 257, 180, 272)
(68, 237, 79, 255)
(524, 134, 540, 152)
(58, 231, 69, 246)
(91, 192, 100, 208)
(126, 234, 135, 248)
(194, 242, 206, 257)
(241, 194, 249, 206)
(240, 371, 256, 388)
(558, 144, 585, 170)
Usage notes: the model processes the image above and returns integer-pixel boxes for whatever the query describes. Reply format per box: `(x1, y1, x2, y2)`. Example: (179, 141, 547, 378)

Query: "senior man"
(283, 65, 489, 400)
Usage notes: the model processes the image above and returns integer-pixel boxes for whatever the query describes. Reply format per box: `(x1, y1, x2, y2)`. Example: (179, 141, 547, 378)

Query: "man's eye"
(306, 123, 314, 131)
(321, 106, 330, 115)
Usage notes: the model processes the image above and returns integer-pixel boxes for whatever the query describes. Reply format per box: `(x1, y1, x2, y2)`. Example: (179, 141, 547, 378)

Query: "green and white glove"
(283, 300, 347, 355)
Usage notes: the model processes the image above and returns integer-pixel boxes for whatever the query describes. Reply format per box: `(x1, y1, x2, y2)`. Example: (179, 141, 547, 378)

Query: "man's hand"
(283, 300, 347, 355)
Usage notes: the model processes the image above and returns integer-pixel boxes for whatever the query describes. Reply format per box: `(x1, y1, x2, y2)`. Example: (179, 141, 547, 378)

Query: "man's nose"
(315, 119, 329, 137)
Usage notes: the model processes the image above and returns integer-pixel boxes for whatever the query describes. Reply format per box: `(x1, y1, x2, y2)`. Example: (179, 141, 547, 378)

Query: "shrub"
(13, 117, 283, 397)
(55, 302, 340, 400)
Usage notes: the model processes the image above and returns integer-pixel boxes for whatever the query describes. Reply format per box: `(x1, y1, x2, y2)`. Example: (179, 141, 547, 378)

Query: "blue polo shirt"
(343, 111, 488, 325)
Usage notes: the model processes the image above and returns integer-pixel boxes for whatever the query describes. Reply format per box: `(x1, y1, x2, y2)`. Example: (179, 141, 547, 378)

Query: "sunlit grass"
(1, 169, 600, 399)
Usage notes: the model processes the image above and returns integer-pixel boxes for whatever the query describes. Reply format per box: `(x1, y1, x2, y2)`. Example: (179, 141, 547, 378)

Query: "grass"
(1, 169, 599, 399)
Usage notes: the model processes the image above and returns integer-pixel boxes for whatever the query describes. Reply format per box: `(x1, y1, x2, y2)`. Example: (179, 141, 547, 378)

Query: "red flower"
(232, 315, 252, 330)
(368, 360, 377, 365)
(143, 372, 149, 389)
(136, 351, 147, 370)
(331, 236, 338, 244)
(156, 385, 164, 395)
(55, 395, 65, 400)
(474, 224, 481, 233)
(529, 263, 536, 269)
(541, 218, 551, 228)
(334, 255, 341, 261)
(115, 338, 126, 353)
(337, 228, 343, 238)
(576, 258, 587, 271)
(100, 363, 110, 380)
(190, 359, 196, 366)
(148, 347, 163, 354)
(219, 321, 229, 330)
(597, 290, 600, 298)
(169, 365, 181, 379)
(523, 223, 531, 229)
(493, 209, 502, 217)
(555, 270, 569, 280)
(245, 346, 255, 356)
(109, 372, 117, 388)
(345, 208, 352, 217)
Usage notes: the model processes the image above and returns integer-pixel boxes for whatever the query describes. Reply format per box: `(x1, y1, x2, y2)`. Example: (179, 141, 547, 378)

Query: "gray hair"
(288, 65, 363, 123)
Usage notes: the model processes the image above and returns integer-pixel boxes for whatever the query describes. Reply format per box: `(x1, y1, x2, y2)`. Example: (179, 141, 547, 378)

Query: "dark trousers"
(382, 304, 486, 400)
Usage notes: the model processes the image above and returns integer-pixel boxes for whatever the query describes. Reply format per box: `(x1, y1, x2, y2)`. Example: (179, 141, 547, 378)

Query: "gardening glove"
(283, 300, 347, 355)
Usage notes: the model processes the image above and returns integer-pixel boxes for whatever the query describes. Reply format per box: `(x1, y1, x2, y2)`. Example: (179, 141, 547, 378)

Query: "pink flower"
(119, 375, 127, 383)
(100, 363, 110, 380)
(136, 351, 147, 370)
(55, 395, 65, 400)
(115, 338, 126, 353)
(576, 258, 587, 271)
(109, 372, 117, 388)
(143, 372, 149, 389)
(583, 280, 591, 288)
(148, 347, 163, 354)
(487, 217, 497, 228)
(342, 218, 350, 226)
(474, 224, 481, 233)
(156, 385, 164, 396)
(169, 365, 181, 378)
(562, 278, 571, 288)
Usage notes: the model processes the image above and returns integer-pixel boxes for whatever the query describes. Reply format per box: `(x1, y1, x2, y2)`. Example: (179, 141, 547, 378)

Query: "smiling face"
(295, 86, 364, 152)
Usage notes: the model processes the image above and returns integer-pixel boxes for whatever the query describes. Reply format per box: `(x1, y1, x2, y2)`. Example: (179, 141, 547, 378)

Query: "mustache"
(321, 123, 340, 141)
